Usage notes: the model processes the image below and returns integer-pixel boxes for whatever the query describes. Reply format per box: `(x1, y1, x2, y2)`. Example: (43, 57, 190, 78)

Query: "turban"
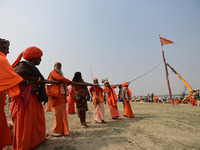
(12, 46, 43, 67)
(121, 81, 128, 87)
(93, 77, 98, 81)
(54, 62, 61, 66)
(104, 81, 109, 85)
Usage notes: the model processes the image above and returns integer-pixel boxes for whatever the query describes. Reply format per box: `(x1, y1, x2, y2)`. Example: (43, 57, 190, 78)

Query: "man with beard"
(48, 62, 71, 136)
(10, 46, 48, 150)
(0, 38, 23, 149)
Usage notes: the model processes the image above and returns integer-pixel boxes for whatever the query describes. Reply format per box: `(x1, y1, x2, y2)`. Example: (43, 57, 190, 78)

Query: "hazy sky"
(1, 0, 200, 96)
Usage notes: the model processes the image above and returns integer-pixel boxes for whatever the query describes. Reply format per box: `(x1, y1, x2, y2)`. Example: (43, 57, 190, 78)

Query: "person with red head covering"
(0, 38, 23, 150)
(89, 78, 106, 124)
(10, 46, 48, 150)
(190, 96, 196, 106)
(103, 81, 119, 119)
(121, 82, 134, 118)
(67, 85, 75, 114)
(47, 62, 71, 136)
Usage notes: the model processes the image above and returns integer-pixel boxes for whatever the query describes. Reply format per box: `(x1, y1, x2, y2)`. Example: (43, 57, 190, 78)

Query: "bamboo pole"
(159, 35, 173, 101)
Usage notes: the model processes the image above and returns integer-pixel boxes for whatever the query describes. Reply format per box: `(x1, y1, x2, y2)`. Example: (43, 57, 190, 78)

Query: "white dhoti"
(93, 102, 105, 121)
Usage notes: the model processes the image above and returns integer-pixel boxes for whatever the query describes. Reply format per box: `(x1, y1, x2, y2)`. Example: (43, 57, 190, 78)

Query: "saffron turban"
(121, 81, 128, 87)
(104, 81, 109, 85)
(54, 62, 61, 66)
(12, 46, 43, 67)
(93, 77, 98, 81)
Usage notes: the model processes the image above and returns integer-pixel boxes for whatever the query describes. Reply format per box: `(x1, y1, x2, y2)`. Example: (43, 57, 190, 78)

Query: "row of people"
(0, 38, 134, 150)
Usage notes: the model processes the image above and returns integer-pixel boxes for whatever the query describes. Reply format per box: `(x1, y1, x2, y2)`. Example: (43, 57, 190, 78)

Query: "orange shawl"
(0, 52, 23, 93)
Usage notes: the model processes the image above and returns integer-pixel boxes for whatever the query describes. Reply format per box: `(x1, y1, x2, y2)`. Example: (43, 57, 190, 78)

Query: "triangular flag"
(159, 37, 174, 46)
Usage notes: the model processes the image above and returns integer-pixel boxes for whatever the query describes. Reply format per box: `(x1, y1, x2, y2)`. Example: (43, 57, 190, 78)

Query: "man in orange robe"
(89, 78, 105, 124)
(154, 96, 156, 103)
(0, 38, 23, 150)
(190, 96, 196, 106)
(10, 46, 48, 150)
(48, 62, 71, 136)
(121, 82, 134, 118)
(103, 81, 119, 119)
(67, 86, 75, 114)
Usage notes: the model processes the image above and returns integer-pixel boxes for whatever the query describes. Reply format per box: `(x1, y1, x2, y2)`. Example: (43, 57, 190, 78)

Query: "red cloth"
(0, 91, 12, 149)
(89, 86, 103, 97)
(67, 86, 75, 114)
(0, 52, 23, 92)
(108, 105, 119, 118)
(16, 84, 31, 109)
(160, 37, 174, 46)
(49, 70, 71, 107)
(0, 52, 22, 149)
(103, 86, 118, 107)
(45, 97, 52, 112)
(122, 100, 134, 118)
(52, 103, 69, 135)
(89, 86, 103, 104)
(10, 94, 46, 150)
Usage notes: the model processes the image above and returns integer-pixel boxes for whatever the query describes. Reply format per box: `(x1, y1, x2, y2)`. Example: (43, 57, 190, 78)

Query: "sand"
(4, 102, 200, 150)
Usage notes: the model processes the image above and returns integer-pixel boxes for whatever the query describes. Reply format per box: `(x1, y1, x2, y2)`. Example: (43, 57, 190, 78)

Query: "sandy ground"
(4, 102, 200, 150)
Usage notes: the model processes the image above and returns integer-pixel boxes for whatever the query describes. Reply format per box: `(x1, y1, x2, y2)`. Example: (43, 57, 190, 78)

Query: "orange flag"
(159, 37, 174, 46)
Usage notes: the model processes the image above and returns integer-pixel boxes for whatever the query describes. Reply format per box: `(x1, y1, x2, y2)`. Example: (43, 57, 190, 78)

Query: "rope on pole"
(128, 61, 163, 83)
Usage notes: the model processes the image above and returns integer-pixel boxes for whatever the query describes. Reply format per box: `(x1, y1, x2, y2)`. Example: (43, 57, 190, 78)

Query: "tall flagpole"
(159, 34, 173, 101)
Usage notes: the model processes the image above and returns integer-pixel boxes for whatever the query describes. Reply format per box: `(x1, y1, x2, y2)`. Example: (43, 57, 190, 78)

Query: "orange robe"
(45, 97, 52, 112)
(134, 97, 137, 103)
(103, 86, 119, 118)
(121, 87, 134, 118)
(10, 60, 47, 150)
(0, 52, 23, 149)
(0, 91, 13, 150)
(10, 94, 46, 150)
(49, 70, 70, 135)
(154, 96, 156, 103)
(67, 86, 75, 114)
(190, 97, 196, 106)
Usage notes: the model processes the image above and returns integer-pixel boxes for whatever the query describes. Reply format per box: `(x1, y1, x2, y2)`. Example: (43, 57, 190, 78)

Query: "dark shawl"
(13, 61, 48, 103)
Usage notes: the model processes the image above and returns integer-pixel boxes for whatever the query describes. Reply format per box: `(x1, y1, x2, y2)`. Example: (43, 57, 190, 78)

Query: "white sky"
(1, 0, 200, 96)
